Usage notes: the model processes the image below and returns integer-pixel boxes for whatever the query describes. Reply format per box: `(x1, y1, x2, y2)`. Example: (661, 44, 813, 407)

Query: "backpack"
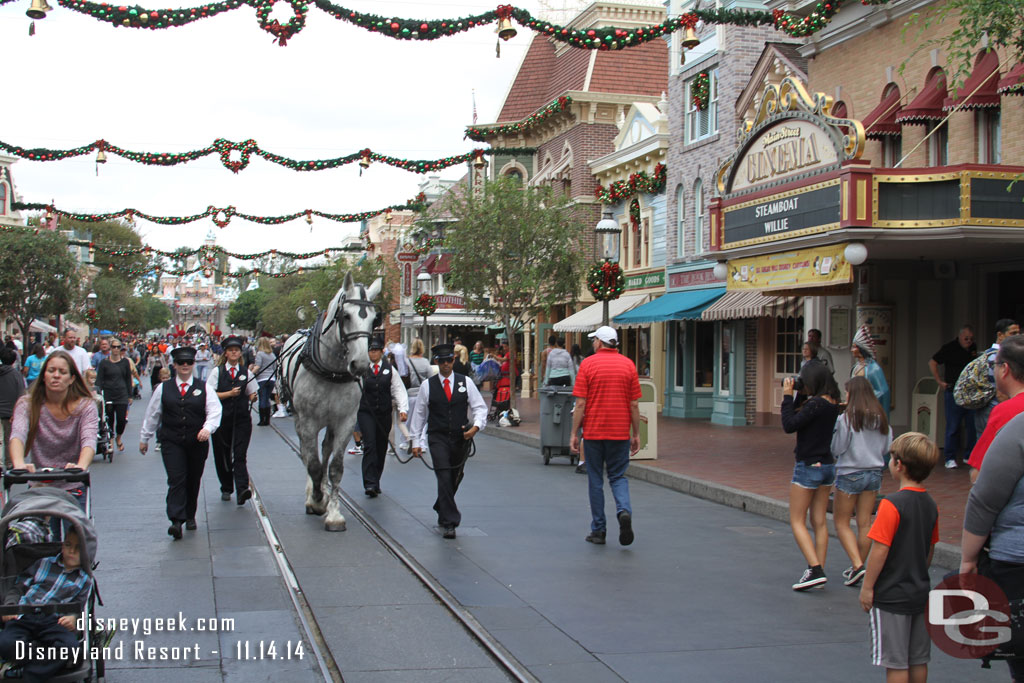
(954, 348, 997, 410)
(475, 358, 501, 383)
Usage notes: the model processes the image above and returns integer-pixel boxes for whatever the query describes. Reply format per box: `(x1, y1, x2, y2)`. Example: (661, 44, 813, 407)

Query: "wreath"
(587, 260, 625, 302)
(85, 308, 98, 325)
(692, 71, 711, 112)
(255, 0, 308, 46)
(413, 293, 438, 316)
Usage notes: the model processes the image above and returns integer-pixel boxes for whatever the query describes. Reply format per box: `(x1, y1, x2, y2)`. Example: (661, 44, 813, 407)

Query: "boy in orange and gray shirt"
(859, 432, 940, 682)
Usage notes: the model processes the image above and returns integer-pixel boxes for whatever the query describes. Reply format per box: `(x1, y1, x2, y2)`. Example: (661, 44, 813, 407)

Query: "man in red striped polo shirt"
(570, 326, 642, 546)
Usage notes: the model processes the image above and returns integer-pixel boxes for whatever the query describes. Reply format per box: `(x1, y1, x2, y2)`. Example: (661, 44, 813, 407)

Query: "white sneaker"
(348, 446, 363, 455)
(272, 408, 288, 418)
(944, 460, 958, 469)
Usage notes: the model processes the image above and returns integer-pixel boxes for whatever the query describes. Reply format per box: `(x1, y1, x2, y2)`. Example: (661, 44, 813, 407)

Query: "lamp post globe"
(594, 211, 621, 326)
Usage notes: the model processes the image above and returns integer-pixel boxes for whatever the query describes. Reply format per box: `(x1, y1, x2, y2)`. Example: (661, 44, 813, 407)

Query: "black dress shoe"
(221, 492, 232, 501)
(167, 521, 183, 540)
(617, 511, 634, 546)
(585, 531, 606, 545)
(365, 489, 378, 498)
(442, 526, 456, 539)
(237, 489, 252, 505)
(373, 487, 382, 495)
(185, 519, 197, 531)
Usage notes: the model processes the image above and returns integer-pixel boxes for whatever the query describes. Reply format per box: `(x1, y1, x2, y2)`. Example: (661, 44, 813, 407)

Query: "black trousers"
(358, 409, 391, 491)
(428, 431, 471, 528)
(106, 402, 128, 437)
(212, 414, 252, 494)
(0, 613, 79, 683)
(161, 438, 208, 522)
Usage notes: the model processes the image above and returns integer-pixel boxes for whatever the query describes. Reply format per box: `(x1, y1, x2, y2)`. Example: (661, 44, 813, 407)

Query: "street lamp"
(416, 272, 432, 347)
(594, 210, 622, 327)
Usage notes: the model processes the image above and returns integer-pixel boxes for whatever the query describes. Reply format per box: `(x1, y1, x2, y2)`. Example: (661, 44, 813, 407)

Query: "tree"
(0, 229, 80, 341)
(437, 176, 588, 411)
(129, 295, 172, 333)
(227, 288, 269, 331)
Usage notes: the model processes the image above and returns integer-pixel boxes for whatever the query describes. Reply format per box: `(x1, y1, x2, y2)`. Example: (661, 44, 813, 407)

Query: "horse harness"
(285, 286, 379, 386)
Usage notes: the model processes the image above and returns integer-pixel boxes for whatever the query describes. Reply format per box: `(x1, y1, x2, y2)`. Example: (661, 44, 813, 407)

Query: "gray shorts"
(869, 608, 931, 669)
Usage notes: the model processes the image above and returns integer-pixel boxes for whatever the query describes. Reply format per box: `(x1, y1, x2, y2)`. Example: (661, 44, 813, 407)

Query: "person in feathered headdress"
(851, 325, 890, 416)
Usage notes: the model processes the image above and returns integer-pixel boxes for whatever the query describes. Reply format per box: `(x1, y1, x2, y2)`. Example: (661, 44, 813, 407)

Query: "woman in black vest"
(408, 344, 488, 539)
(357, 337, 409, 497)
(139, 346, 222, 539)
(207, 336, 258, 505)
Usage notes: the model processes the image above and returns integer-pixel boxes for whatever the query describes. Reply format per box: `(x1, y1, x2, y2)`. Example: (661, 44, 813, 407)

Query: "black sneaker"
(792, 566, 827, 591)
(585, 531, 606, 545)
(167, 521, 183, 540)
(617, 511, 634, 546)
(442, 526, 456, 539)
(237, 489, 252, 505)
(185, 519, 197, 531)
(843, 565, 866, 587)
(221, 492, 232, 501)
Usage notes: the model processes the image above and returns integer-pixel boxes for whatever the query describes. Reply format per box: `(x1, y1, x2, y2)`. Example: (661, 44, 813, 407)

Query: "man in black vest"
(409, 343, 487, 539)
(139, 346, 222, 539)
(207, 336, 259, 504)
(358, 337, 409, 498)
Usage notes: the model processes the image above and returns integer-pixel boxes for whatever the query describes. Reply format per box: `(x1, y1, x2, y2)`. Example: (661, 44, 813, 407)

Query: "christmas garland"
(465, 96, 571, 141)
(629, 199, 641, 231)
(413, 238, 444, 257)
(413, 293, 437, 316)
(0, 138, 534, 175)
(113, 263, 324, 278)
(84, 309, 98, 325)
(594, 164, 666, 204)
(692, 71, 711, 112)
(6, 1, 863, 48)
(13, 193, 428, 229)
(587, 261, 625, 302)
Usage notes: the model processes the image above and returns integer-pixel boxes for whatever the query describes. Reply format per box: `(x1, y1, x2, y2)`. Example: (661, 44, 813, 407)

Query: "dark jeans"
(357, 410, 391, 491)
(161, 439, 208, 522)
(428, 432, 471, 528)
(943, 389, 976, 461)
(212, 415, 252, 495)
(0, 612, 79, 683)
(105, 402, 128, 437)
(987, 558, 1024, 679)
(585, 439, 632, 533)
(257, 380, 275, 410)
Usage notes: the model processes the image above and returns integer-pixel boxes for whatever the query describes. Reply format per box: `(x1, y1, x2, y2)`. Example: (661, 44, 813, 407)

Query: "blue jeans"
(943, 389, 976, 461)
(585, 439, 632, 533)
(258, 380, 275, 410)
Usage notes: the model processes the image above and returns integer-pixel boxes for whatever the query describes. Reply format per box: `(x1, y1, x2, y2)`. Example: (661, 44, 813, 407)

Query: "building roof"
(494, 32, 667, 124)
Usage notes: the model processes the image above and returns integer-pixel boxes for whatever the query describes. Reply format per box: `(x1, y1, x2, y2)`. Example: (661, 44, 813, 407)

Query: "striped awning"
(701, 291, 803, 321)
(553, 294, 650, 333)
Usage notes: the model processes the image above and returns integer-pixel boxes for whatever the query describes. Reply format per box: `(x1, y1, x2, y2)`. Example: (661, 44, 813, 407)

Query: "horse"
(277, 272, 382, 531)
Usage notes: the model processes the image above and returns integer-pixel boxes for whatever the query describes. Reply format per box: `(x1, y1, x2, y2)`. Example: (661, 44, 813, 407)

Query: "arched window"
(505, 168, 523, 184)
(693, 178, 704, 254)
(0, 182, 7, 216)
(675, 184, 685, 258)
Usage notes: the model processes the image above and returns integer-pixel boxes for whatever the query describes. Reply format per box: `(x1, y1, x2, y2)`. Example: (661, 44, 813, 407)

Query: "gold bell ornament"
(495, 5, 516, 57)
(681, 25, 700, 50)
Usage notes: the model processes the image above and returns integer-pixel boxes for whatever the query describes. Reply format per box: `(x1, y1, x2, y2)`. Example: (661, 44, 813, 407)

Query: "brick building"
(705, 0, 1024, 439)
(472, 1, 668, 395)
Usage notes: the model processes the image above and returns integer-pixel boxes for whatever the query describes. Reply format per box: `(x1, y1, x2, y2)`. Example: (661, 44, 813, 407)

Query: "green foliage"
(0, 229, 80, 338)
(227, 288, 269, 330)
(903, 0, 1024, 87)
(131, 295, 172, 332)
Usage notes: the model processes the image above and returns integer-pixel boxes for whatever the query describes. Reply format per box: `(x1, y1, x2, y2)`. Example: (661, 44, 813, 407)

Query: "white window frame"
(977, 108, 1001, 164)
(693, 178, 704, 255)
(685, 69, 718, 144)
(675, 184, 686, 258)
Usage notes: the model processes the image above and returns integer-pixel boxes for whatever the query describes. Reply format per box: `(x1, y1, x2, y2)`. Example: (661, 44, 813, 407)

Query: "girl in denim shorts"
(830, 377, 893, 588)
(781, 362, 841, 591)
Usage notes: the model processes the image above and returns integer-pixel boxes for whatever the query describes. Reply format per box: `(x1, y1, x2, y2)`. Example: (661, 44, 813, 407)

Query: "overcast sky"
(1, 1, 599, 257)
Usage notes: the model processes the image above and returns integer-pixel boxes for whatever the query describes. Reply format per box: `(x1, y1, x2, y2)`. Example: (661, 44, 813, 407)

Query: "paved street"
(66, 380, 993, 681)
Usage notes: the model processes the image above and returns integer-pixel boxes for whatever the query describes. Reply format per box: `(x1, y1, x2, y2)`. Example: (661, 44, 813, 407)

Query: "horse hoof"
(305, 505, 325, 516)
(324, 521, 347, 532)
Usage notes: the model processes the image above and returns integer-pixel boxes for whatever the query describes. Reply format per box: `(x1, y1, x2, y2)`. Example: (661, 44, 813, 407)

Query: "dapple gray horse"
(277, 273, 381, 531)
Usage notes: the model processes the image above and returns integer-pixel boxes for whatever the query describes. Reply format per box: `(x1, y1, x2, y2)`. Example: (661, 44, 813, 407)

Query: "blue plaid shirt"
(19, 555, 92, 607)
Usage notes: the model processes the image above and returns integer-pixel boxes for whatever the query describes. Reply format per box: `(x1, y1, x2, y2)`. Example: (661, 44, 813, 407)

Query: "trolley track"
(251, 422, 536, 683)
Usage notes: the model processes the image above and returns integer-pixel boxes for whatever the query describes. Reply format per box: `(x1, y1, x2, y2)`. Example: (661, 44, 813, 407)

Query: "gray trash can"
(539, 386, 577, 466)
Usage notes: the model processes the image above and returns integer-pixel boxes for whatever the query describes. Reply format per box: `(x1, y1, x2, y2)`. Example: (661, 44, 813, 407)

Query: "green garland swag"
(1, 1, 863, 49)
(413, 294, 438, 316)
(465, 96, 571, 141)
(594, 164, 666, 204)
(587, 261, 625, 302)
(692, 71, 711, 112)
(0, 137, 534, 175)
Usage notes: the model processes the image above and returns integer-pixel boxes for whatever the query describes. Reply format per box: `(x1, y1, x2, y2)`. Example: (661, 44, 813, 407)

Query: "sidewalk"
(489, 395, 972, 565)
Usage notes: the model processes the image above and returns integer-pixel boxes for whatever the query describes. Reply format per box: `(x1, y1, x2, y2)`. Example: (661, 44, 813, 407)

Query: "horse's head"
(324, 272, 382, 375)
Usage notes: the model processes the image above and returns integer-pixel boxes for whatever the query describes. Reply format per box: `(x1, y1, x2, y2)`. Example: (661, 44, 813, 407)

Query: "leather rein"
(292, 293, 376, 385)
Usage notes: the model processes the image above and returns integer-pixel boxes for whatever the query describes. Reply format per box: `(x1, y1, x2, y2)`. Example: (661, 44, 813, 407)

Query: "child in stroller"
(82, 372, 113, 463)
(0, 475, 105, 683)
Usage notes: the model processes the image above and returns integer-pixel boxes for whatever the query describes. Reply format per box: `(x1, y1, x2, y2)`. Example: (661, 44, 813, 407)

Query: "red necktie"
(230, 367, 236, 380)
(180, 383, 187, 397)
(374, 363, 379, 376)
(444, 378, 452, 401)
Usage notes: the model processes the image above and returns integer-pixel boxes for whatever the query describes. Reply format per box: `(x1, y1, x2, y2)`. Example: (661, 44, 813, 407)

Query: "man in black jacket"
(357, 337, 408, 498)
(0, 348, 25, 460)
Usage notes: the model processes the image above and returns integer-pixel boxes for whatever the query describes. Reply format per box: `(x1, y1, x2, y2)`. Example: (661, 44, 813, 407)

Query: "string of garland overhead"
(8, 0, 864, 49)
(13, 193, 429, 229)
(0, 137, 534, 175)
(119, 263, 326, 278)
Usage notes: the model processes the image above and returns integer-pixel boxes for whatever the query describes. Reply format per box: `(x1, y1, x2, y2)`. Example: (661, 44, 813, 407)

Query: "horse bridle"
(298, 287, 377, 384)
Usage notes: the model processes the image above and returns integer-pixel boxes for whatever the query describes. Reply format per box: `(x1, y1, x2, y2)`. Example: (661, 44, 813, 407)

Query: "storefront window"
(719, 325, 731, 395)
(694, 321, 714, 389)
(637, 327, 650, 377)
(675, 321, 686, 388)
(775, 317, 804, 375)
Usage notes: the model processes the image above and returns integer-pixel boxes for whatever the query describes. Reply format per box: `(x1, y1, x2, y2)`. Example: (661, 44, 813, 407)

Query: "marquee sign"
(731, 120, 839, 193)
(725, 243, 853, 292)
(722, 179, 841, 248)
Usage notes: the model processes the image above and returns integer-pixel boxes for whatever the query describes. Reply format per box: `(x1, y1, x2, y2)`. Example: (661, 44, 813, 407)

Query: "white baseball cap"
(588, 326, 618, 345)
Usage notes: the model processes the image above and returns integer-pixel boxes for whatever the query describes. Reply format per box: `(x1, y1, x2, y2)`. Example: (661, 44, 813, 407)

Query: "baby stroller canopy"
(0, 488, 98, 576)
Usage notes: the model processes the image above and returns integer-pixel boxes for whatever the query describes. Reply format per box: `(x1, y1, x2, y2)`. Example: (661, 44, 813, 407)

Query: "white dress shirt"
(140, 377, 222, 443)
(369, 360, 410, 414)
(407, 371, 487, 450)
(206, 363, 259, 398)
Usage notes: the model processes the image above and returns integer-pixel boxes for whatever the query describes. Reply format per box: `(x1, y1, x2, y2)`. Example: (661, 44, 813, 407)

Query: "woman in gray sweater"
(830, 377, 892, 587)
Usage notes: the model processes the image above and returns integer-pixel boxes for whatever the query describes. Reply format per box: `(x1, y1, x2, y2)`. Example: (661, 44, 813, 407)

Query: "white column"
(521, 328, 533, 399)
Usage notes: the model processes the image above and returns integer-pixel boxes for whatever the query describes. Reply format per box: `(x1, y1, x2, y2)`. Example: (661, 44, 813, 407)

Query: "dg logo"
(927, 573, 1012, 659)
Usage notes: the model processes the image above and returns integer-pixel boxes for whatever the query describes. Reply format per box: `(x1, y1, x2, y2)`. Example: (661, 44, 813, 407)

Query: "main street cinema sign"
(714, 78, 865, 250)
